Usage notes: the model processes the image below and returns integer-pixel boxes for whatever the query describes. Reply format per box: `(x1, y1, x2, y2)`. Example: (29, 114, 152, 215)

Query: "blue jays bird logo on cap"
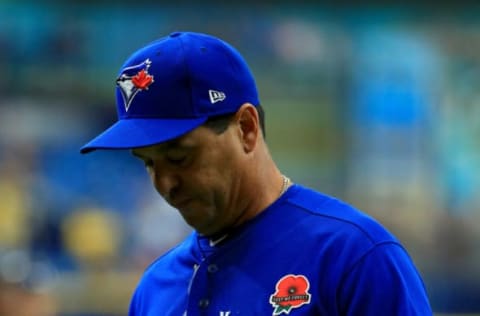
(116, 59, 154, 112)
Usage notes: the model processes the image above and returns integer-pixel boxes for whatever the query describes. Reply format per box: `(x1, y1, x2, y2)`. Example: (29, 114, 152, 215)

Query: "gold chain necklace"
(280, 174, 291, 196)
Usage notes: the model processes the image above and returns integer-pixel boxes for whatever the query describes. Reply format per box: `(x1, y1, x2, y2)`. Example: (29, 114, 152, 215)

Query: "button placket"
(207, 263, 218, 273)
(187, 259, 218, 314)
(198, 298, 210, 308)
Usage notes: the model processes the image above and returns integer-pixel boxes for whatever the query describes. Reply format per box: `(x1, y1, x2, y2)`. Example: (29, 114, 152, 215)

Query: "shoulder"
(282, 186, 432, 309)
(283, 184, 399, 245)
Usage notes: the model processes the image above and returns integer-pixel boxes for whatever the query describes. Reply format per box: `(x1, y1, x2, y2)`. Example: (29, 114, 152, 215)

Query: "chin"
(179, 212, 210, 233)
(190, 222, 219, 237)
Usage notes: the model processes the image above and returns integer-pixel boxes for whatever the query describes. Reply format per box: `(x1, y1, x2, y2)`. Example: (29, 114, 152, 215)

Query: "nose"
(150, 168, 180, 201)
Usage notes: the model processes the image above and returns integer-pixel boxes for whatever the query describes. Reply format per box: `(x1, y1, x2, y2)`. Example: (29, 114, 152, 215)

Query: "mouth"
(170, 198, 193, 211)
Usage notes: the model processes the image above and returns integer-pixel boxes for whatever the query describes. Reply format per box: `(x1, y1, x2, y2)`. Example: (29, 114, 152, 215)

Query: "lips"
(170, 197, 193, 211)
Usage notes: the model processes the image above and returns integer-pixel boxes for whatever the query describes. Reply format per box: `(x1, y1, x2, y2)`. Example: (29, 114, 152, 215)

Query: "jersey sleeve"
(128, 286, 140, 316)
(337, 242, 432, 315)
(129, 282, 152, 316)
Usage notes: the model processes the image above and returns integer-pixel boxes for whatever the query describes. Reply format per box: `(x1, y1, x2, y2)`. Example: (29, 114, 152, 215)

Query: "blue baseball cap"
(80, 31, 259, 154)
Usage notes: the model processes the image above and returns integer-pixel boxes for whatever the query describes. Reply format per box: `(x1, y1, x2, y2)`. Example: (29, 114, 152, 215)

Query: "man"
(81, 32, 432, 315)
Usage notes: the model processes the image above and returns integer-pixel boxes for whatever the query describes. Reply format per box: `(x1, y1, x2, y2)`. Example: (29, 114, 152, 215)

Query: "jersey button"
(198, 298, 210, 308)
(207, 264, 218, 273)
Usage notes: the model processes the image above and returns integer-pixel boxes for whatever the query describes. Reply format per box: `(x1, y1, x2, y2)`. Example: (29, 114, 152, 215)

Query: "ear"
(235, 103, 260, 153)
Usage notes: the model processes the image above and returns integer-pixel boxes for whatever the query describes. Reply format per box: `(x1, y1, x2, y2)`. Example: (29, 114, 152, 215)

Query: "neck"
(208, 168, 286, 243)
(229, 145, 287, 230)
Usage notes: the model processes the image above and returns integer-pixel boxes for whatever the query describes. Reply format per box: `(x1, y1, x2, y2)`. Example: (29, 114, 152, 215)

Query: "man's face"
(131, 123, 245, 236)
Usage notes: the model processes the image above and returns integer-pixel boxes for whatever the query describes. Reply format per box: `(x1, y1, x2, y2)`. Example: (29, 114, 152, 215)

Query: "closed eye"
(167, 155, 186, 166)
(130, 150, 154, 168)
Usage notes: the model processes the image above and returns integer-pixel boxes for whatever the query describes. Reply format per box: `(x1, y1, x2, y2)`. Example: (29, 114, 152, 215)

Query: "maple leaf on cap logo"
(132, 69, 154, 90)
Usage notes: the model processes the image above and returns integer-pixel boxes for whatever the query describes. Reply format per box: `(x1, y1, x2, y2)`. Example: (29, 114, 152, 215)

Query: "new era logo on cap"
(209, 89, 226, 104)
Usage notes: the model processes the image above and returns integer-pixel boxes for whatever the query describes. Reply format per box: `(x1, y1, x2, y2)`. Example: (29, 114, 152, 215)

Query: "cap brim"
(80, 117, 208, 154)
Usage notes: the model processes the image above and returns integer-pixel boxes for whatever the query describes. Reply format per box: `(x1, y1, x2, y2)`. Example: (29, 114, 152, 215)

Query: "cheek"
(190, 156, 234, 202)
(185, 132, 242, 199)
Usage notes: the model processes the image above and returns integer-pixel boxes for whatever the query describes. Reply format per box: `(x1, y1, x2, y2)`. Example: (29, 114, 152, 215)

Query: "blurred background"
(1, 1, 479, 315)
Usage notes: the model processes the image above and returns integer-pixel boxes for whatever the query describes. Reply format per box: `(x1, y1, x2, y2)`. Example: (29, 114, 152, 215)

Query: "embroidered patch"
(269, 274, 311, 315)
(116, 59, 154, 112)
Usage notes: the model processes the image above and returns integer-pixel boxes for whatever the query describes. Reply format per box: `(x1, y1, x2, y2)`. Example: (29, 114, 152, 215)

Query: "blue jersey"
(129, 184, 432, 315)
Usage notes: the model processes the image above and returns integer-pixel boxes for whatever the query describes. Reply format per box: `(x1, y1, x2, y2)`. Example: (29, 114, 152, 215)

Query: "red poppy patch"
(269, 274, 311, 315)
